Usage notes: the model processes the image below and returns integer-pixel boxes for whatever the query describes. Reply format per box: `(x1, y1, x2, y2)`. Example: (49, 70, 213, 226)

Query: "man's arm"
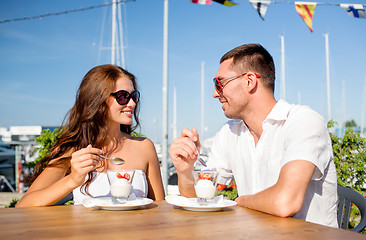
(235, 160, 316, 217)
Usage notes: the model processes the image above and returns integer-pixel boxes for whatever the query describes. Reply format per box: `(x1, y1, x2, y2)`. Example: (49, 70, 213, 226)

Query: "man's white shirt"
(207, 100, 338, 227)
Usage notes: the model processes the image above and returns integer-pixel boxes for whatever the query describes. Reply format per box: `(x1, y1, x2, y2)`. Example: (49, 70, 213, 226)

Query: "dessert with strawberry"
(107, 170, 135, 202)
(192, 170, 219, 205)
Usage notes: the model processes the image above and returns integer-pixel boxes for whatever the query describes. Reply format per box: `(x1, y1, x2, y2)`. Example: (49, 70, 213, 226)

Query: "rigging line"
(0, 0, 135, 24)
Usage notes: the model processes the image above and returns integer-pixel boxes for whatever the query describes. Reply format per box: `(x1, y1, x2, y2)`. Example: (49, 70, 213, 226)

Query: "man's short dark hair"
(220, 44, 275, 92)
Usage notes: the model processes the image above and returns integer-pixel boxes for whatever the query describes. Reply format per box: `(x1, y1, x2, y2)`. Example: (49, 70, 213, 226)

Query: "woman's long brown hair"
(30, 64, 140, 196)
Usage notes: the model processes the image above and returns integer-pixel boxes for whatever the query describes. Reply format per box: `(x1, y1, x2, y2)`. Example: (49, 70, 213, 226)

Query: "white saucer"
(165, 195, 237, 212)
(82, 197, 153, 211)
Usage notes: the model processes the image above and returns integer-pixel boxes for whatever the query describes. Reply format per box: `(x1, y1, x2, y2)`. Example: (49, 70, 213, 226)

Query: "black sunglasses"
(110, 90, 140, 105)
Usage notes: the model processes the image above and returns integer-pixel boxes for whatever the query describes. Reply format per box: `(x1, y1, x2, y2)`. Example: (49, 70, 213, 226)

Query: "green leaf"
(28, 128, 62, 169)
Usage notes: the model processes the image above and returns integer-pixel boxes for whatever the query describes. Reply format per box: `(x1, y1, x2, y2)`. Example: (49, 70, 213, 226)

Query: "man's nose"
(213, 89, 220, 99)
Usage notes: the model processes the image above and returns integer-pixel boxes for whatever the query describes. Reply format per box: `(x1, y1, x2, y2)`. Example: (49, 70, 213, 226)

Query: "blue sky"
(0, 0, 365, 143)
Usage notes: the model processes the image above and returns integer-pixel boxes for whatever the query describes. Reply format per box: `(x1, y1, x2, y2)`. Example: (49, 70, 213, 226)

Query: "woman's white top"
(73, 170, 148, 205)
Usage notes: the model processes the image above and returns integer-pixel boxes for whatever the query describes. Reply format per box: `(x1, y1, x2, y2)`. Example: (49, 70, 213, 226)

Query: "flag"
(213, 0, 237, 7)
(295, 2, 317, 32)
(249, 0, 271, 20)
(190, 0, 212, 4)
(340, 4, 365, 18)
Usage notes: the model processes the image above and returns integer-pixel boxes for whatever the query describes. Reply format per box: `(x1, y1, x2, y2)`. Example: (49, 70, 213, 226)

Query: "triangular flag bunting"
(295, 2, 317, 32)
(249, 0, 271, 20)
(190, 0, 212, 4)
(213, 0, 237, 7)
(340, 4, 365, 18)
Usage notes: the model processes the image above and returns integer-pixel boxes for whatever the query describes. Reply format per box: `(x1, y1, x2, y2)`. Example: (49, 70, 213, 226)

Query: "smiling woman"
(15, 64, 165, 207)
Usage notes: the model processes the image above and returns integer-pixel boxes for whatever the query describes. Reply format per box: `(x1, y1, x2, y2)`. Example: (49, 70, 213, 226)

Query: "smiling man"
(169, 43, 338, 227)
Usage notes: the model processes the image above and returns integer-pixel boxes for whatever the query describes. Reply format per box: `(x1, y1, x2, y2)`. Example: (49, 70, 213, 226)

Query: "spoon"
(190, 138, 207, 167)
(98, 154, 125, 165)
(197, 156, 207, 167)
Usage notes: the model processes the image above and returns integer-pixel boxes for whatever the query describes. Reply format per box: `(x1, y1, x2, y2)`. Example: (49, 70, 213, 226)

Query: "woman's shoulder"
(122, 136, 156, 156)
(128, 135, 155, 147)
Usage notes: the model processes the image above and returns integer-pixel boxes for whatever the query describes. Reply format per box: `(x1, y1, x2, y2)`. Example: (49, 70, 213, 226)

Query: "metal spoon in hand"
(190, 138, 207, 167)
(197, 155, 207, 167)
(98, 154, 125, 165)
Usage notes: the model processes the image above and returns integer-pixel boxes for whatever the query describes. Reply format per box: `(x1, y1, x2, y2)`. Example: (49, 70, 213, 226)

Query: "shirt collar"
(240, 100, 291, 130)
(265, 99, 291, 122)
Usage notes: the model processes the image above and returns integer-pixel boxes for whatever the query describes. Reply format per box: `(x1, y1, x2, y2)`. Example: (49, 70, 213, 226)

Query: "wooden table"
(0, 200, 365, 240)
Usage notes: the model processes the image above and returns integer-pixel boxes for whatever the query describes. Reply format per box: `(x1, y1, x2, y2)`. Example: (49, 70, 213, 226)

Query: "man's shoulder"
(269, 100, 322, 123)
(280, 101, 325, 123)
(282, 103, 329, 135)
(290, 105, 324, 122)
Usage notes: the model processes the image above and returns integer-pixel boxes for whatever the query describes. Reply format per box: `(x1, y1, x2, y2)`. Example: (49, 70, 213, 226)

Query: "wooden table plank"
(0, 201, 364, 240)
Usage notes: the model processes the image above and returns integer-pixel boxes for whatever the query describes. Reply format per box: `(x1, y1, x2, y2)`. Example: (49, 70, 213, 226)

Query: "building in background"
(0, 125, 58, 193)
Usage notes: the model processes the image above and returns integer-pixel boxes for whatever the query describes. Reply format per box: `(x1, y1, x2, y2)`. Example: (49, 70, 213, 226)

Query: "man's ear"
(246, 72, 258, 93)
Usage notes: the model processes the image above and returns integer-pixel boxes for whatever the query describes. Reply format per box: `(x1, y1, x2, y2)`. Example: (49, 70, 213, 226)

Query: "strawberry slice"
(116, 172, 123, 179)
(198, 172, 211, 180)
(216, 184, 225, 191)
(123, 173, 131, 181)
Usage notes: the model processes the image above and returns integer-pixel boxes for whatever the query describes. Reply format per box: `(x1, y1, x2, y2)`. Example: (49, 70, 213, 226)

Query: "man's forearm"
(177, 172, 196, 197)
(235, 185, 303, 217)
(235, 160, 315, 217)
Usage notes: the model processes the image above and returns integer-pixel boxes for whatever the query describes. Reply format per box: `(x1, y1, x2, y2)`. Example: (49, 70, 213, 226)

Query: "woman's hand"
(69, 145, 103, 188)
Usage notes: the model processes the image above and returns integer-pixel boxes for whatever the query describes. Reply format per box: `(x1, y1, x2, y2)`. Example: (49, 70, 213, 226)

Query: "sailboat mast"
(324, 33, 331, 121)
(111, 0, 117, 64)
(280, 35, 286, 100)
(342, 80, 346, 127)
(173, 85, 177, 140)
(361, 75, 366, 137)
(161, 0, 169, 193)
(117, 2, 125, 68)
(298, 92, 301, 104)
(201, 61, 205, 141)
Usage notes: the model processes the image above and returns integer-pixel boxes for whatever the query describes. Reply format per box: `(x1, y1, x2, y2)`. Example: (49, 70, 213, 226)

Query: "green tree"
(328, 120, 366, 193)
(345, 119, 357, 128)
(28, 128, 62, 169)
(329, 121, 366, 233)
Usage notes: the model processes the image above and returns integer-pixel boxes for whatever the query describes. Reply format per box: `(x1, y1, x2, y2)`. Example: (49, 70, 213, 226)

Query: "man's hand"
(169, 128, 201, 173)
(169, 128, 201, 197)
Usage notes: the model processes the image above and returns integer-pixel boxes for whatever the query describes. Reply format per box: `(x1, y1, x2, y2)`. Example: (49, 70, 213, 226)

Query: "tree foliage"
(345, 119, 357, 128)
(328, 120, 366, 193)
(28, 128, 62, 169)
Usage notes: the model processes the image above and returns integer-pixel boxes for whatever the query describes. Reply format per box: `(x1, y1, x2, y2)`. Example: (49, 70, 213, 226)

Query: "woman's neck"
(104, 123, 130, 144)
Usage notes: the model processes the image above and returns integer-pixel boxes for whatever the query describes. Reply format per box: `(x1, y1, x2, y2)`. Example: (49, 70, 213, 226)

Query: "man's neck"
(243, 96, 277, 145)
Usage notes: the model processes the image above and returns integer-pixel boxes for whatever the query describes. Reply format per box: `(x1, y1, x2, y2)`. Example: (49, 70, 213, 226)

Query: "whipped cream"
(110, 178, 131, 197)
(195, 179, 216, 199)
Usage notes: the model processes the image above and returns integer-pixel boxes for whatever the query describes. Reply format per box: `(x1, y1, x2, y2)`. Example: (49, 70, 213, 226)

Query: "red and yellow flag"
(213, 0, 237, 7)
(295, 2, 317, 32)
